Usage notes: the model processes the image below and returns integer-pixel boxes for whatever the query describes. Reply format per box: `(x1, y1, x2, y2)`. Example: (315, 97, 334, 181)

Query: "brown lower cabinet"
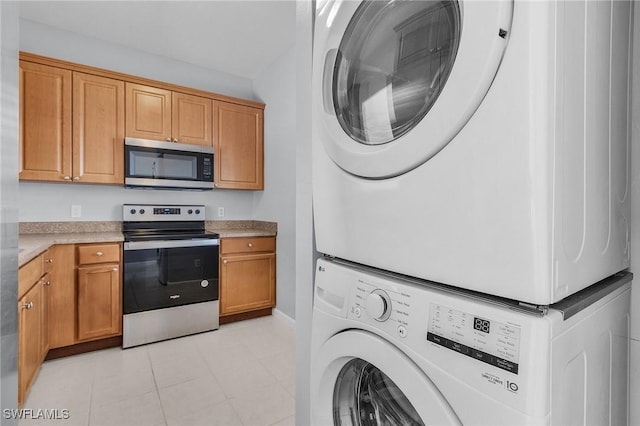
(17, 242, 122, 406)
(220, 237, 276, 319)
(77, 263, 121, 341)
(18, 270, 48, 406)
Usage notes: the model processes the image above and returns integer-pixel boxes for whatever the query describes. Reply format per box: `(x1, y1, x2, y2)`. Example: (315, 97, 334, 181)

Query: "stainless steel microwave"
(124, 138, 214, 190)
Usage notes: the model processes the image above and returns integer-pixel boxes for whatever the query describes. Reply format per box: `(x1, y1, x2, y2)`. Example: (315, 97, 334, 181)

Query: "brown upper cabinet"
(19, 61, 125, 184)
(19, 61, 72, 182)
(214, 102, 264, 190)
(126, 83, 213, 147)
(19, 52, 265, 190)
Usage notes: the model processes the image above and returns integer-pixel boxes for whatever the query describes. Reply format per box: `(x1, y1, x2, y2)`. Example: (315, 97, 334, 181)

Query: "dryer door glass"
(333, 358, 425, 425)
(333, 0, 461, 146)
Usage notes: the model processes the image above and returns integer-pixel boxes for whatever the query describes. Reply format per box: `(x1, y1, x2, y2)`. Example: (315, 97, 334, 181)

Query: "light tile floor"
(20, 315, 296, 426)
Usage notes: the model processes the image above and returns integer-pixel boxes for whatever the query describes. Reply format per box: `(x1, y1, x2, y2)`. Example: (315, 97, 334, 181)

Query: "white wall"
(0, 1, 20, 420)
(17, 20, 257, 223)
(628, 2, 639, 425)
(20, 19, 256, 101)
(18, 182, 254, 222)
(253, 48, 297, 320)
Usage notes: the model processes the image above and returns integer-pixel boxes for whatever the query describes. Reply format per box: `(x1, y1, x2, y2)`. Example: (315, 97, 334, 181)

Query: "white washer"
(312, 0, 633, 304)
(310, 258, 631, 425)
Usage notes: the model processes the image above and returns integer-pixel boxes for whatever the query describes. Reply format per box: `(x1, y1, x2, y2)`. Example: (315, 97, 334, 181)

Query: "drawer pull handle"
(45, 259, 54, 263)
(96, 251, 103, 256)
(112, 268, 118, 272)
(248, 243, 253, 248)
(22, 302, 33, 310)
(44, 280, 51, 286)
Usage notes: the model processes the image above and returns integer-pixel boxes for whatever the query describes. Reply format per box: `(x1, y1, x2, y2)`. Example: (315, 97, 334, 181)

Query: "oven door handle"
(124, 239, 220, 251)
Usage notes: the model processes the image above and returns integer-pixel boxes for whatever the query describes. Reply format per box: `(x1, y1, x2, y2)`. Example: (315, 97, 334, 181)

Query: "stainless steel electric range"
(122, 204, 219, 348)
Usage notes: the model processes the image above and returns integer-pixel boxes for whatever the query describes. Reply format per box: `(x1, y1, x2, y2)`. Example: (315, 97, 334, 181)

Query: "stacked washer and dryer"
(310, 0, 634, 425)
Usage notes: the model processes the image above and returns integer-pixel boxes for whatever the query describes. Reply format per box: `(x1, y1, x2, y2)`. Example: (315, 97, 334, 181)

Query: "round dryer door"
(312, 330, 461, 425)
(314, 0, 513, 178)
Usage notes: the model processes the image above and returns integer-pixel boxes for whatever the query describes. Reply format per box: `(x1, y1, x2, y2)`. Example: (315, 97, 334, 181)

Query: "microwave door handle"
(124, 239, 220, 251)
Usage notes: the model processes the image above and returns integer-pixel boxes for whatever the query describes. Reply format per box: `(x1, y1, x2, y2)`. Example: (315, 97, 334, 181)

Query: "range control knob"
(129, 209, 136, 214)
(188, 209, 193, 214)
(139, 209, 145, 214)
(365, 289, 391, 322)
(195, 209, 201, 215)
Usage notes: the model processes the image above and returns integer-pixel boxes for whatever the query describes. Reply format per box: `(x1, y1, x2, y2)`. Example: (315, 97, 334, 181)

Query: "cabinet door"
(40, 275, 50, 360)
(77, 264, 121, 341)
(125, 83, 172, 141)
(213, 102, 264, 189)
(18, 282, 42, 406)
(172, 92, 213, 146)
(46, 245, 76, 349)
(19, 61, 72, 182)
(73, 72, 125, 184)
(220, 252, 275, 315)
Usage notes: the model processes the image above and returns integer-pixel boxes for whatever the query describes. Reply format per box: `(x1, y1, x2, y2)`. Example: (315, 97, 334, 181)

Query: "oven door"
(123, 239, 219, 314)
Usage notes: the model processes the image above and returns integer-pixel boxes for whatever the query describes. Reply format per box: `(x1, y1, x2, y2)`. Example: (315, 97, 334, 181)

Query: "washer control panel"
(350, 279, 412, 339)
(427, 303, 521, 374)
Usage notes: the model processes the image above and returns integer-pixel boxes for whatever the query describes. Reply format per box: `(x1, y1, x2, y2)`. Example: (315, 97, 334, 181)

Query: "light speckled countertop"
(19, 220, 277, 267)
(19, 232, 124, 266)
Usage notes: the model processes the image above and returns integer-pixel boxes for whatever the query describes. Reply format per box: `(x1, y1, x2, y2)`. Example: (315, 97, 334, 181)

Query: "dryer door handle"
(323, 49, 338, 115)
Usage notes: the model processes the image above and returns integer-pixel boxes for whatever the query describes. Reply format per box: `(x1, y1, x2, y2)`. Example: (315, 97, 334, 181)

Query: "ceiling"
(19, 1, 297, 79)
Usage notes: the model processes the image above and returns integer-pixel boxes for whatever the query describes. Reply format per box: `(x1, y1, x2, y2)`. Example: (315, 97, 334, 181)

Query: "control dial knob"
(129, 209, 136, 214)
(365, 289, 391, 321)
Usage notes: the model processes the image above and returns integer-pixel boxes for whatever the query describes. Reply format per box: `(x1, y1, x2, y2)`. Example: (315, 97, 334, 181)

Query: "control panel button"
(354, 307, 361, 318)
(397, 325, 407, 338)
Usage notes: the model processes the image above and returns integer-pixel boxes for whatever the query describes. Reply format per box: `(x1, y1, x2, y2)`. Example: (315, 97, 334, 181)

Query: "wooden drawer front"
(18, 254, 44, 299)
(77, 243, 120, 265)
(221, 237, 275, 255)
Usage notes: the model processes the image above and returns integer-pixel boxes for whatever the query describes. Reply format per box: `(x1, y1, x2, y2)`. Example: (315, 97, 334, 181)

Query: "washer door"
(314, 0, 513, 178)
(312, 330, 461, 425)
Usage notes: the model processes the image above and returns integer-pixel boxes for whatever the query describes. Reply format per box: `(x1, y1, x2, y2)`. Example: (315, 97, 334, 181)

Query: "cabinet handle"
(44, 280, 51, 286)
(166, 138, 172, 142)
(96, 251, 103, 256)
(63, 176, 71, 181)
(73, 176, 80, 181)
(45, 258, 54, 263)
(21, 302, 33, 310)
(223, 260, 228, 264)
(173, 138, 179, 143)
(248, 243, 253, 248)
(112, 267, 118, 272)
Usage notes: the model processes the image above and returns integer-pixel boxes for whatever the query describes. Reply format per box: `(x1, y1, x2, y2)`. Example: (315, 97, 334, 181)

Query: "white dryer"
(310, 258, 632, 425)
(312, 0, 633, 304)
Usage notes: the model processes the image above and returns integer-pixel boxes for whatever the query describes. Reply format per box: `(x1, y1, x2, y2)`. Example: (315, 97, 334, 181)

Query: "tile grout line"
(146, 347, 169, 426)
(85, 353, 97, 426)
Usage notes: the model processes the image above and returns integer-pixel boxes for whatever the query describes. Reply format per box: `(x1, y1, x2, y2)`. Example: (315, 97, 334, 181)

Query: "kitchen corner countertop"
(18, 220, 277, 267)
(19, 232, 124, 267)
